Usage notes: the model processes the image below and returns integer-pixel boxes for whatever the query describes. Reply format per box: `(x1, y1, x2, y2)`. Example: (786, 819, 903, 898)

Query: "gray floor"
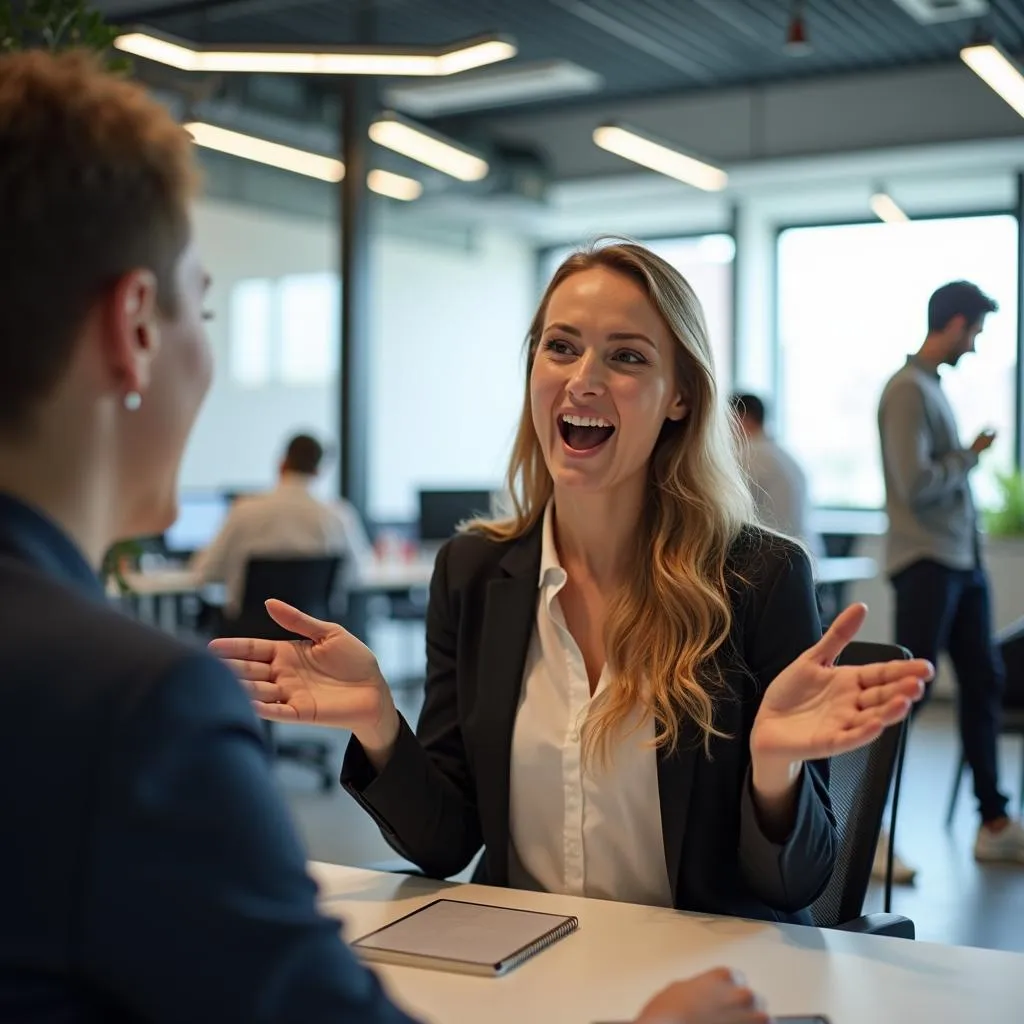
(272, 694, 1024, 953)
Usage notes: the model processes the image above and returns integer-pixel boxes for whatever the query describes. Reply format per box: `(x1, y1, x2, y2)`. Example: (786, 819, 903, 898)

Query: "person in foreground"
(0, 50, 776, 1024)
(219, 242, 932, 924)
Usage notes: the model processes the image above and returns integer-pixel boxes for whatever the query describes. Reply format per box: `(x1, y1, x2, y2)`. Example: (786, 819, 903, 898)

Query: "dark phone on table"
(776, 1017, 831, 1023)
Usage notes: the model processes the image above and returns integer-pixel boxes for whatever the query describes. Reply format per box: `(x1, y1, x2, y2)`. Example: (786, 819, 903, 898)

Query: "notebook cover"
(351, 898, 579, 977)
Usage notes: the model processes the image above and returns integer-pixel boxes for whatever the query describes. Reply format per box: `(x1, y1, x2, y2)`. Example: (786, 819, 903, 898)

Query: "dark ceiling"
(98, 0, 1024, 101)
(93, 0, 1024, 188)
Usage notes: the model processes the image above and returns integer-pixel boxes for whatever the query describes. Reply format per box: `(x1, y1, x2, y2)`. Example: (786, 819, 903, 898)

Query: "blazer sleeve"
(340, 540, 484, 879)
(80, 653, 419, 1024)
(736, 545, 838, 912)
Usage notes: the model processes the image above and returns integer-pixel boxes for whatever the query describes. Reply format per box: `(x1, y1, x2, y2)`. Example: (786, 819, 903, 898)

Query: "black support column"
(339, 77, 375, 519)
(1015, 171, 1024, 470)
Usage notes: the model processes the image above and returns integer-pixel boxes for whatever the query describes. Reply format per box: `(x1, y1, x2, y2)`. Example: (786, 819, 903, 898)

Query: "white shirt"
(744, 435, 824, 560)
(507, 503, 673, 908)
(192, 476, 373, 615)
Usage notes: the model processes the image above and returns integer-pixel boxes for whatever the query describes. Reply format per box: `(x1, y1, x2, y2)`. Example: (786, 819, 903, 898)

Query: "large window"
(541, 233, 735, 390)
(777, 215, 1018, 509)
(228, 272, 339, 388)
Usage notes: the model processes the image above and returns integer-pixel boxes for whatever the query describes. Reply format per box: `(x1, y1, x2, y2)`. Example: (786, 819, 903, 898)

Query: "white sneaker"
(872, 829, 917, 884)
(974, 819, 1024, 864)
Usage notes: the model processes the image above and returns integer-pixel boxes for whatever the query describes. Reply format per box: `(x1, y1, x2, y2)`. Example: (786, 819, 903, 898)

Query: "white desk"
(309, 862, 1024, 1024)
(116, 556, 435, 599)
(815, 556, 877, 586)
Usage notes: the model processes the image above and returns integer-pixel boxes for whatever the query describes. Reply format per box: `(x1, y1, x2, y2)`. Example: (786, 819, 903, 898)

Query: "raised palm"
(750, 603, 933, 764)
(209, 599, 393, 738)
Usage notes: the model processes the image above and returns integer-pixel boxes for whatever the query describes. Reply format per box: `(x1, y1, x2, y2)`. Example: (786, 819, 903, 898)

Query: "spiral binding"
(498, 915, 579, 973)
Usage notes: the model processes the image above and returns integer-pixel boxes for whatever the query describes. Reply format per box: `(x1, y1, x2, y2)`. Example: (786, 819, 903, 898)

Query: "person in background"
(730, 392, 823, 562)
(877, 279, 1024, 884)
(218, 241, 930, 927)
(0, 49, 775, 1024)
(192, 431, 373, 619)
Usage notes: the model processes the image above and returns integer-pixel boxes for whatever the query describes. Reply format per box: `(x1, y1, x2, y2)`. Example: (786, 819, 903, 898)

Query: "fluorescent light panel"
(961, 42, 1024, 119)
(185, 122, 421, 199)
(367, 168, 423, 201)
(869, 192, 909, 224)
(369, 114, 488, 181)
(592, 124, 727, 192)
(114, 30, 515, 76)
(386, 59, 602, 116)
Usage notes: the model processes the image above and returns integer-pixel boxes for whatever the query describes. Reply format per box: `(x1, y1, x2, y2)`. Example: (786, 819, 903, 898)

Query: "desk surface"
(119, 553, 875, 598)
(309, 862, 1024, 1024)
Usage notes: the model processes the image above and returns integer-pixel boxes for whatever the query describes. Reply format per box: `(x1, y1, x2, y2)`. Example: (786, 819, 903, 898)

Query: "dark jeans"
(892, 559, 1008, 824)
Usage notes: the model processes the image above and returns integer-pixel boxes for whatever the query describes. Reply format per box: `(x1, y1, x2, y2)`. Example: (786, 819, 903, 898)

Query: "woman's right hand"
(209, 599, 400, 764)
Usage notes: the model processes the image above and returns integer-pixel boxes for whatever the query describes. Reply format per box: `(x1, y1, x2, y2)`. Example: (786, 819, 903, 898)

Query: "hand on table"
(209, 599, 400, 763)
(749, 603, 932, 800)
(633, 968, 769, 1023)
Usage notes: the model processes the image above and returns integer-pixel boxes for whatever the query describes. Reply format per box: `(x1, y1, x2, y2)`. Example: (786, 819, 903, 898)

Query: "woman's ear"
(666, 391, 689, 423)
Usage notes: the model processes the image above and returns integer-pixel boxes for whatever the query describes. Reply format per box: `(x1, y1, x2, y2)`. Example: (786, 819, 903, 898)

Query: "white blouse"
(507, 503, 673, 908)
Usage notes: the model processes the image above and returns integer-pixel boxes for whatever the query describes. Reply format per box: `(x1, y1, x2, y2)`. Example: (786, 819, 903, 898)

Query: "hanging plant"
(0, 0, 129, 70)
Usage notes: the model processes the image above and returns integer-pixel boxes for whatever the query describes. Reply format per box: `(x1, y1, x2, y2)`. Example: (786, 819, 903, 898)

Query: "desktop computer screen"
(418, 489, 495, 543)
(164, 492, 230, 555)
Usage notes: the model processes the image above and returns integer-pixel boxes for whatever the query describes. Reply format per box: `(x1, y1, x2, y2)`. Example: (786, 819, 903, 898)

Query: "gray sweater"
(877, 356, 979, 576)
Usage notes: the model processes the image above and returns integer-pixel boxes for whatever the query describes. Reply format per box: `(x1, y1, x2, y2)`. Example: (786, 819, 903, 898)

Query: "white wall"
(370, 231, 533, 520)
(181, 198, 536, 519)
(183, 198, 338, 494)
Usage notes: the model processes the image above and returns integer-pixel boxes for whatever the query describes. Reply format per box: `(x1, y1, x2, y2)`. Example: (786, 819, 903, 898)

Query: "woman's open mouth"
(557, 413, 616, 453)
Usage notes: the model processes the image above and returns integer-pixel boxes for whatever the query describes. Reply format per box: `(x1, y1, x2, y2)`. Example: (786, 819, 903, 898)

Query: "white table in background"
(309, 862, 1024, 1024)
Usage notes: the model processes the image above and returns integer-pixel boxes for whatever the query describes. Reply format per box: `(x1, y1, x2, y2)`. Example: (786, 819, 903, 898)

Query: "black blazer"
(0, 493, 414, 1024)
(343, 521, 837, 924)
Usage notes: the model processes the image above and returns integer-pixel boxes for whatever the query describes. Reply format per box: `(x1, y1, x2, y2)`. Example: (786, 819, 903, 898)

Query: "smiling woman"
(216, 238, 932, 928)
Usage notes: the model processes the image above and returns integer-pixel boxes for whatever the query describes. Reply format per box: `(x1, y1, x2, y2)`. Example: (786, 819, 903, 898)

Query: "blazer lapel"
(473, 525, 541, 885)
(657, 718, 700, 906)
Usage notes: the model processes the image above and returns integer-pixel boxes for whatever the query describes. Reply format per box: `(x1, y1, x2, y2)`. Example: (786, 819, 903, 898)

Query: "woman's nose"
(567, 351, 606, 398)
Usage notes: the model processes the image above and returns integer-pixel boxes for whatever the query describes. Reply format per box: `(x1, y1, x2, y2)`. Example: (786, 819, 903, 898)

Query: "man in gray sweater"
(878, 280, 1024, 874)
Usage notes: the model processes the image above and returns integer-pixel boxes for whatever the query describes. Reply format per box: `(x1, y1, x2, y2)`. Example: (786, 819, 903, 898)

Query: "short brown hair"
(0, 50, 198, 435)
(282, 434, 326, 475)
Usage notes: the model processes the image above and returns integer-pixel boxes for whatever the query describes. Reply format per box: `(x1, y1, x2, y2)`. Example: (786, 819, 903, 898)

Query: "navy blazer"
(343, 522, 837, 924)
(0, 493, 415, 1024)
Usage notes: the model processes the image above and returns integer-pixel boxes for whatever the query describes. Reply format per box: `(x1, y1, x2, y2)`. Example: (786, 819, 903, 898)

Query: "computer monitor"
(164, 491, 230, 555)
(418, 489, 495, 543)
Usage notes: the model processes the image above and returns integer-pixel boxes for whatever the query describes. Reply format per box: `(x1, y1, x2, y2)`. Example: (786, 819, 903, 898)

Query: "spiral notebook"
(351, 898, 579, 977)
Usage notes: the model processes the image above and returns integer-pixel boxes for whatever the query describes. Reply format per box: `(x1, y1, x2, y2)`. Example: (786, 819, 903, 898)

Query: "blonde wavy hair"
(468, 240, 756, 764)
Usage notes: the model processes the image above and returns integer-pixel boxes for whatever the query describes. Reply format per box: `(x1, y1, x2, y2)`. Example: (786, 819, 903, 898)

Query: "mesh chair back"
(809, 641, 910, 928)
(232, 555, 341, 640)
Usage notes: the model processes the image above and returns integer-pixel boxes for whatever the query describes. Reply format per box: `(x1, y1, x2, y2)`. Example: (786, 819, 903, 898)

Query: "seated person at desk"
(0, 51, 773, 1024)
(192, 431, 372, 618)
(729, 392, 823, 562)
(218, 241, 931, 924)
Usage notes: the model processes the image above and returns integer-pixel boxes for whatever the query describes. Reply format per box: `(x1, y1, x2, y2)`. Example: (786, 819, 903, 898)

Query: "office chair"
(220, 555, 342, 791)
(808, 640, 915, 939)
(946, 618, 1024, 825)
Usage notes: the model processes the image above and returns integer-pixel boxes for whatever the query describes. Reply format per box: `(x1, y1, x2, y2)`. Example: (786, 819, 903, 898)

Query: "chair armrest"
(835, 913, 915, 939)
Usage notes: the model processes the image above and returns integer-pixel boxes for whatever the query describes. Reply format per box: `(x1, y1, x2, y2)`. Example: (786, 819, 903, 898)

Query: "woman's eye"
(544, 338, 574, 355)
(615, 350, 646, 365)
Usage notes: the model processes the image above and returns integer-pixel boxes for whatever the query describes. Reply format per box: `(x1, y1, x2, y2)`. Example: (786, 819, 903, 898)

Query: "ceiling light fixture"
(185, 122, 422, 199)
(385, 59, 603, 116)
(869, 190, 910, 224)
(784, 0, 812, 56)
(366, 168, 424, 201)
(592, 123, 727, 191)
(961, 40, 1024, 119)
(115, 29, 516, 76)
(369, 112, 489, 181)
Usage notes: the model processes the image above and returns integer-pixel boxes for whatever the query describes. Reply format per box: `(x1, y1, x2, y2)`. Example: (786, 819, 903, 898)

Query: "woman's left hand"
(750, 603, 933, 769)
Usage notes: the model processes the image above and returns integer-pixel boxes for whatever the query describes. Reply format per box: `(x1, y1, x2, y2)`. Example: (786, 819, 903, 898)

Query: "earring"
(123, 391, 142, 412)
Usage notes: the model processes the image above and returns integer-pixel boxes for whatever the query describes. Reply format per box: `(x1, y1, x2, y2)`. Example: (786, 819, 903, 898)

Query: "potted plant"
(983, 471, 1024, 537)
